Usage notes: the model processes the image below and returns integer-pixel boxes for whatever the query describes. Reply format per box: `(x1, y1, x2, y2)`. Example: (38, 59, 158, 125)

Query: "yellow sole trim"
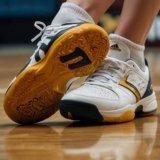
(4, 23, 109, 124)
(119, 75, 141, 102)
(103, 110, 135, 123)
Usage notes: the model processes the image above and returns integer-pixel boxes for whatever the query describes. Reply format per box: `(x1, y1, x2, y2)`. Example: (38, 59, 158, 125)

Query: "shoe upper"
(62, 56, 152, 110)
(27, 21, 80, 68)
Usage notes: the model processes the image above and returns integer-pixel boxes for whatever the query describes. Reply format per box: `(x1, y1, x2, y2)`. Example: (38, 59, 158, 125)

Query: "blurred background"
(0, 0, 160, 50)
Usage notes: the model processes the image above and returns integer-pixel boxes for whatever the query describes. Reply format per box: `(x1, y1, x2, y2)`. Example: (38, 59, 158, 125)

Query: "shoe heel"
(136, 94, 157, 117)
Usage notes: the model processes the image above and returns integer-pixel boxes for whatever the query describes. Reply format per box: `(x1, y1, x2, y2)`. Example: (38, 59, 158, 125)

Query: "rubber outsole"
(4, 23, 109, 124)
(60, 100, 157, 123)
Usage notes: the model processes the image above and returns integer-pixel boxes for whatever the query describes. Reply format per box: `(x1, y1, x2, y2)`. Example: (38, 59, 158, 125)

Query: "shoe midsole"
(99, 92, 157, 117)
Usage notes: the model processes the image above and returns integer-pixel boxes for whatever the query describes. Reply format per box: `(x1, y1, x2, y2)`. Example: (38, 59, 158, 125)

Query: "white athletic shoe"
(4, 21, 109, 124)
(60, 50, 157, 123)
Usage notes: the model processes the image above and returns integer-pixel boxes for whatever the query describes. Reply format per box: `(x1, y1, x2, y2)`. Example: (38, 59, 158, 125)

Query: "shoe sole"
(60, 93, 157, 123)
(4, 23, 109, 124)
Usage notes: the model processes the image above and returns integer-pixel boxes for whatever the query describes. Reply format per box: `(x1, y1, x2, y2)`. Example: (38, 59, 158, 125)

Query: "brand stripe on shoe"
(119, 74, 141, 102)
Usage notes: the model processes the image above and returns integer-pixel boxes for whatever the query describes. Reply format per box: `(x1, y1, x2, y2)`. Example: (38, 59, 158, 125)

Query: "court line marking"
(1, 86, 160, 94)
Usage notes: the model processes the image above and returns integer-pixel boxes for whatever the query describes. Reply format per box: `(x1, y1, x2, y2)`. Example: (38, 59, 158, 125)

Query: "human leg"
(66, 0, 115, 23)
(115, 0, 160, 45)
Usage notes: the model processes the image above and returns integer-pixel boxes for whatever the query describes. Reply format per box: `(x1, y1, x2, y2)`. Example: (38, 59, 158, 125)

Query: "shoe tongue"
(108, 41, 130, 62)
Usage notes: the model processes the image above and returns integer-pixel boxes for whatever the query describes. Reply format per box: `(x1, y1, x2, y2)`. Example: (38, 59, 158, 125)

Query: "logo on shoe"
(60, 47, 91, 70)
(110, 44, 121, 51)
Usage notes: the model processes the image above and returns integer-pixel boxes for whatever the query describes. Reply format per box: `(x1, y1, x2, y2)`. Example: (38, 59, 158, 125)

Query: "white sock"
(108, 34, 145, 71)
(51, 2, 94, 26)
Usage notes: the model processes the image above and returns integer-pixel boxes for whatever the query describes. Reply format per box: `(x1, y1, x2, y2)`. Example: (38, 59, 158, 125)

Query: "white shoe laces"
(31, 21, 51, 42)
(84, 57, 128, 88)
(31, 21, 74, 47)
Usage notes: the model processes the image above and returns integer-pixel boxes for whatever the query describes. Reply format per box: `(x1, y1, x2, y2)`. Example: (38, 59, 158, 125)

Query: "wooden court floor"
(0, 48, 160, 160)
